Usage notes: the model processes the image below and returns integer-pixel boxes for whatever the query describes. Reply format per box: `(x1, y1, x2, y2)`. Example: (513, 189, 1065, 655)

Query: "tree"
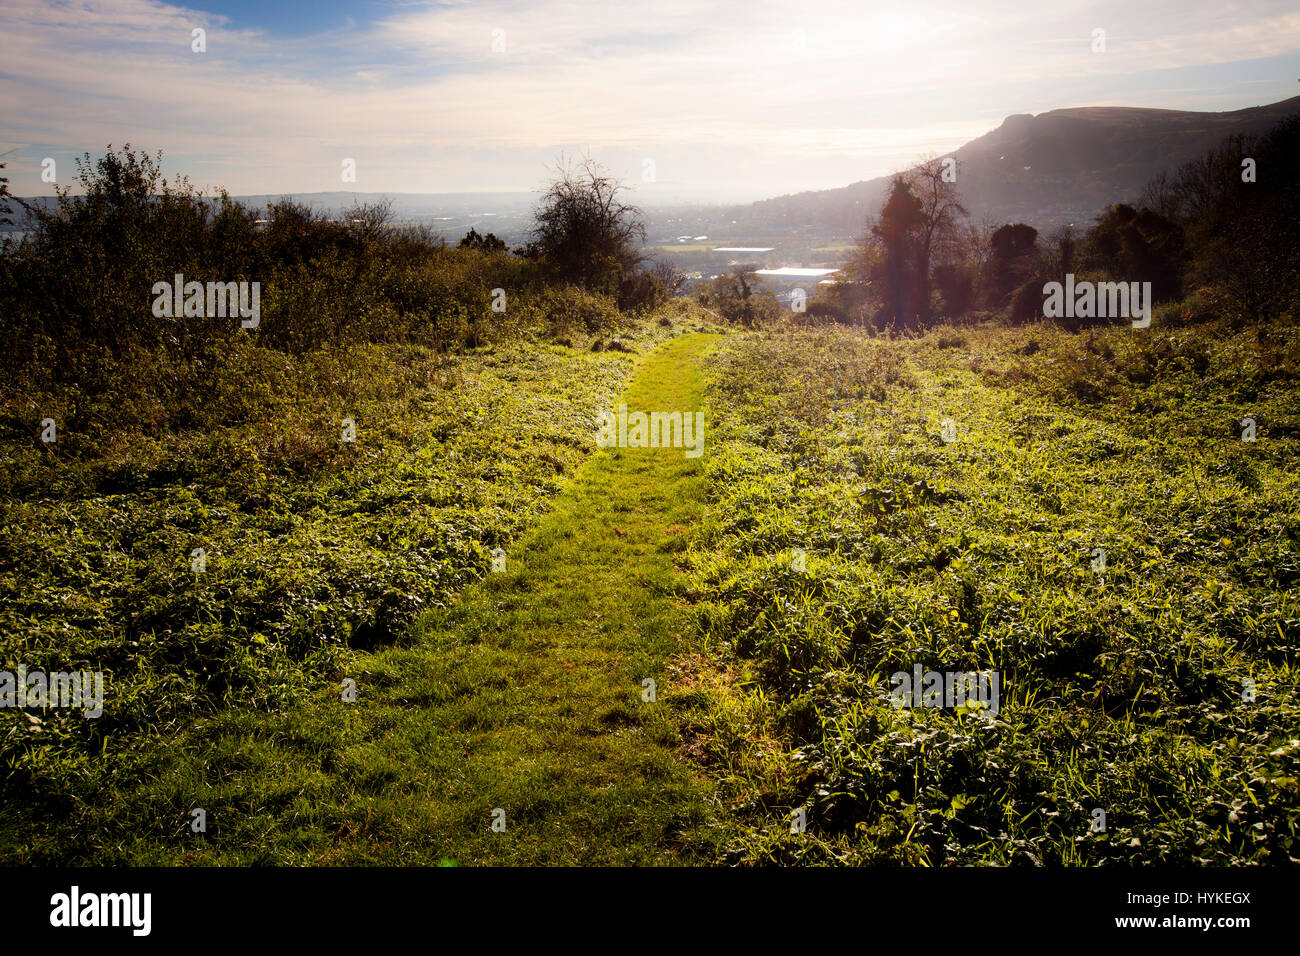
(1082, 204, 1184, 303)
(649, 258, 688, 296)
(459, 227, 507, 252)
(824, 230, 881, 327)
(702, 267, 780, 327)
(987, 223, 1039, 306)
(932, 263, 974, 317)
(1144, 115, 1300, 319)
(1045, 224, 1076, 277)
(860, 157, 968, 328)
(958, 216, 997, 310)
(343, 197, 394, 241)
(0, 161, 12, 226)
(870, 177, 928, 327)
(907, 155, 968, 318)
(529, 157, 646, 295)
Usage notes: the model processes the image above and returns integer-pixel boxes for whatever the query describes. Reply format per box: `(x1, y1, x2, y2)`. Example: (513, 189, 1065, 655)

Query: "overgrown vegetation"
(0, 146, 718, 851)
(692, 267, 784, 328)
(679, 316, 1299, 864)
(813, 115, 1300, 331)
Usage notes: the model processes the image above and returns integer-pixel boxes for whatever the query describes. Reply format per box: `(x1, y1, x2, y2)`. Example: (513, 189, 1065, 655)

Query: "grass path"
(129, 332, 724, 865)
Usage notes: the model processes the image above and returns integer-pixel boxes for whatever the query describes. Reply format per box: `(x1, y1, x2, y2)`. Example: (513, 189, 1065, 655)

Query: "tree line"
(812, 113, 1300, 330)
(0, 150, 679, 384)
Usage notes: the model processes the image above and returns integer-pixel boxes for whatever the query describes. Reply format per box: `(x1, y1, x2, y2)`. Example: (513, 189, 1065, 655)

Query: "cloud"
(2, 0, 1297, 196)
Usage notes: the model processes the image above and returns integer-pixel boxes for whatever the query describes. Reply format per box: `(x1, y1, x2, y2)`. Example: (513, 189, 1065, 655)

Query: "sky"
(2, 0, 1299, 202)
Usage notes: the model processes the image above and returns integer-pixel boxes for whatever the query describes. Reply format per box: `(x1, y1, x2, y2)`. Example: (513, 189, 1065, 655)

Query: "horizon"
(3, 0, 1299, 200)
(6, 92, 1297, 208)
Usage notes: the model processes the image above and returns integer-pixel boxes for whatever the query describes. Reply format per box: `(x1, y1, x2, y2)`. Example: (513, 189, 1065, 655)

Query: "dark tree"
(459, 228, 507, 252)
(0, 161, 12, 226)
(1148, 116, 1300, 319)
(933, 263, 974, 317)
(870, 177, 928, 327)
(529, 157, 646, 295)
(650, 258, 688, 295)
(1083, 204, 1184, 303)
(987, 223, 1039, 305)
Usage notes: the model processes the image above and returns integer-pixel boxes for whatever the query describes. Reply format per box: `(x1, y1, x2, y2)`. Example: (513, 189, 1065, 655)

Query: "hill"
(729, 96, 1300, 234)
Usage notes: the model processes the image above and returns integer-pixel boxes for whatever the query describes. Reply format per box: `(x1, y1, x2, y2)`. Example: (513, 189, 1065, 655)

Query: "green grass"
(6, 302, 1298, 867)
(1, 330, 727, 864)
(678, 317, 1300, 865)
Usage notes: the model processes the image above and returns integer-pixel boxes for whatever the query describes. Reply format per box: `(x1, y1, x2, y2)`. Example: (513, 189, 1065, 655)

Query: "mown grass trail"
(100, 332, 723, 865)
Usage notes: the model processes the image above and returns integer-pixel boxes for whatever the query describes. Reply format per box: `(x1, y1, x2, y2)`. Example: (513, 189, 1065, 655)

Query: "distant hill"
(8, 96, 1300, 245)
(729, 95, 1300, 235)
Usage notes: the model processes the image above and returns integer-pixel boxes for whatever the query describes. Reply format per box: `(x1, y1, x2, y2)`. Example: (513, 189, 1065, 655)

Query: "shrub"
(1010, 279, 1043, 324)
(617, 270, 669, 314)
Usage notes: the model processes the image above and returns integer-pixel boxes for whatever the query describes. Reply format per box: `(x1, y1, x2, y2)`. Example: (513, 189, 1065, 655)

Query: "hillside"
(2, 114, 1298, 873)
(731, 96, 1300, 234)
(6, 314, 1297, 866)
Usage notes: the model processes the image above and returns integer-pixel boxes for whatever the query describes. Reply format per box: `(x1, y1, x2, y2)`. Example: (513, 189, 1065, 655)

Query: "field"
(0, 312, 713, 861)
(682, 317, 1300, 864)
(4, 301, 1296, 865)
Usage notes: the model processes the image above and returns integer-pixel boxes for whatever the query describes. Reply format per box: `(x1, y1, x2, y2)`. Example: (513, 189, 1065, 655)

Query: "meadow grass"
(679, 317, 1299, 865)
(1, 328, 727, 864)
(4, 307, 1296, 866)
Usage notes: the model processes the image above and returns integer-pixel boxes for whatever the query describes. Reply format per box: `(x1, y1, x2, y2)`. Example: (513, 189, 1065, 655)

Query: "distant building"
(754, 267, 839, 279)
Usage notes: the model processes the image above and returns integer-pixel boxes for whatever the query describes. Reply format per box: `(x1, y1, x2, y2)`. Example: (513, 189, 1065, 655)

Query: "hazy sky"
(3, 0, 1299, 202)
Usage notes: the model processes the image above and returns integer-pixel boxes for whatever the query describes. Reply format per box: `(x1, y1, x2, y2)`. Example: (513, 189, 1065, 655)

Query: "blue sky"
(2, 0, 1298, 200)
(200, 0, 380, 35)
